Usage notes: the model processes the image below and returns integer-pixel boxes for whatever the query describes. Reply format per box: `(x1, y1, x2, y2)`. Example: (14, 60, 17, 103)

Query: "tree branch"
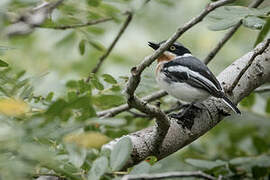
(121, 171, 217, 180)
(96, 0, 236, 119)
(39, 17, 113, 30)
(254, 86, 270, 93)
(88, 12, 133, 75)
(97, 90, 167, 117)
(121, 0, 235, 154)
(103, 40, 270, 166)
(228, 39, 270, 93)
(4, 0, 65, 36)
(204, 0, 265, 65)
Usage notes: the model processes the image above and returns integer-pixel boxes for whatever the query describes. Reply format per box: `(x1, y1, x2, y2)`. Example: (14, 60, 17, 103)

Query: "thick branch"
(204, 0, 265, 64)
(122, 171, 217, 180)
(104, 40, 270, 166)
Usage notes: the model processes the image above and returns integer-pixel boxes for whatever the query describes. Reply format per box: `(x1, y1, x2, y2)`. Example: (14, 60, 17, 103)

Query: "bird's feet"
(168, 103, 198, 130)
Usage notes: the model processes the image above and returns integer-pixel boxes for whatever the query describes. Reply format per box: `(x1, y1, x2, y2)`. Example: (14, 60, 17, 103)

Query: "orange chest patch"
(155, 53, 175, 76)
(157, 54, 173, 63)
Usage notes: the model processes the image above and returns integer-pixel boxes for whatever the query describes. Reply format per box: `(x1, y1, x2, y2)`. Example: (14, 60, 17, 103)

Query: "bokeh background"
(0, 0, 270, 179)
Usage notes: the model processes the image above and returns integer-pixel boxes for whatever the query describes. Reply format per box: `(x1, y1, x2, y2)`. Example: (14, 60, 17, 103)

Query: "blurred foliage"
(0, 0, 269, 180)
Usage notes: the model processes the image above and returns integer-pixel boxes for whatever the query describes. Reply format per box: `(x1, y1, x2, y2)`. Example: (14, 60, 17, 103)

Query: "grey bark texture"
(104, 39, 270, 166)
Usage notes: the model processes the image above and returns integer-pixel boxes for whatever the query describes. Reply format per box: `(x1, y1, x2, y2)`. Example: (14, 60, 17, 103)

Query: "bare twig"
(39, 17, 113, 30)
(97, 90, 167, 117)
(204, 0, 265, 64)
(121, 171, 217, 180)
(87, 12, 133, 77)
(254, 86, 270, 93)
(228, 38, 270, 93)
(127, 110, 149, 118)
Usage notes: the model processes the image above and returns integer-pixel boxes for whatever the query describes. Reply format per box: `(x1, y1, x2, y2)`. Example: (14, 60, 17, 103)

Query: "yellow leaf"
(0, 98, 29, 116)
(64, 132, 110, 149)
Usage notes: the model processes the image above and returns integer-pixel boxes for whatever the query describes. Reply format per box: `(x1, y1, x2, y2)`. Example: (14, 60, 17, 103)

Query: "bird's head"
(148, 40, 191, 63)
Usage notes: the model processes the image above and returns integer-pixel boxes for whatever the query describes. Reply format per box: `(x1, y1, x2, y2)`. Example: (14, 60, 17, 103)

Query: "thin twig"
(204, 0, 265, 64)
(39, 17, 113, 30)
(121, 171, 217, 180)
(33, 174, 66, 180)
(87, 12, 133, 76)
(97, 90, 167, 117)
(254, 86, 270, 93)
(228, 38, 270, 93)
(127, 110, 149, 118)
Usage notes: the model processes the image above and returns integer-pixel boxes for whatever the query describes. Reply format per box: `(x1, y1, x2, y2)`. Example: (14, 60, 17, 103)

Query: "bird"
(148, 40, 241, 118)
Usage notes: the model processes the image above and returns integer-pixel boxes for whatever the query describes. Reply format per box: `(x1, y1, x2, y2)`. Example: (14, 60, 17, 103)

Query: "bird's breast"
(156, 71, 209, 102)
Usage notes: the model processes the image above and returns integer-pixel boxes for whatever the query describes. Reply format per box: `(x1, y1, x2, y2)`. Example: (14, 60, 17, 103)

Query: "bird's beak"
(148, 41, 159, 50)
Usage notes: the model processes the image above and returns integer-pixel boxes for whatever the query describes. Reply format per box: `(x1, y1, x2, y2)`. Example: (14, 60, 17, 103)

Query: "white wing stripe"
(167, 66, 219, 91)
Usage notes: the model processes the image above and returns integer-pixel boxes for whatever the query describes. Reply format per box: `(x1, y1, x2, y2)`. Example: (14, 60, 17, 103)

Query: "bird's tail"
(221, 95, 241, 114)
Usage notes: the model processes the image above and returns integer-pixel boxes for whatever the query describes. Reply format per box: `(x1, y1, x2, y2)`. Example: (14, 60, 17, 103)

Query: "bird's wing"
(164, 56, 223, 91)
(162, 57, 222, 97)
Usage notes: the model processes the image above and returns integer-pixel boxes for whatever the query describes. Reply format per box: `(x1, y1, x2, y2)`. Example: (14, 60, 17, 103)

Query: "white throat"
(179, 53, 192, 57)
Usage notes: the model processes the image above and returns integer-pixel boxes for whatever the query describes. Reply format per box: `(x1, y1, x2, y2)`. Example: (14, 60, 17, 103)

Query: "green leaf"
(208, 18, 240, 31)
(255, 18, 270, 47)
(242, 16, 265, 30)
(55, 31, 76, 47)
(45, 92, 54, 102)
(130, 161, 151, 175)
(66, 80, 79, 89)
(87, 0, 101, 7)
(88, 39, 105, 52)
(252, 166, 269, 178)
(185, 159, 226, 170)
(67, 91, 77, 102)
(46, 99, 68, 117)
(66, 144, 87, 168)
(110, 85, 121, 92)
(78, 80, 92, 93)
(91, 79, 104, 90)
(79, 40, 86, 55)
(266, 98, 270, 114)
(0, 59, 8, 67)
(102, 74, 117, 84)
(70, 96, 96, 119)
(110, 136, 132, 171)
(252, 136, 268, 153)
(88, 74, 104, 90)
(229, 157, 253, 165)
(88, 156, 108, 180)
(93, 94, 125, 109)
(240, 93, 255, 108)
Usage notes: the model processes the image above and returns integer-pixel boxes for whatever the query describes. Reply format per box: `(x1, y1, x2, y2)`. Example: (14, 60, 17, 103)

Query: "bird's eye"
(170, 46, 176, 51)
